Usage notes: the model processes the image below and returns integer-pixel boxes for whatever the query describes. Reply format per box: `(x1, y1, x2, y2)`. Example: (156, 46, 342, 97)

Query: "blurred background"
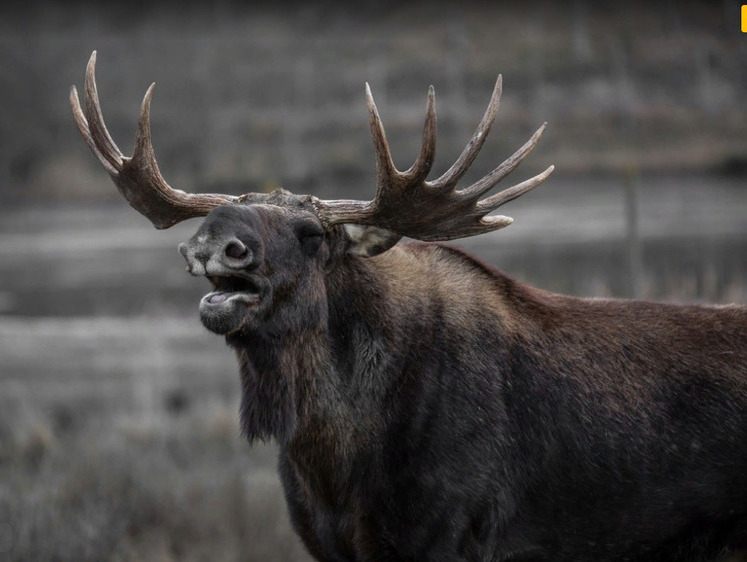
(0, 1, 745, 560)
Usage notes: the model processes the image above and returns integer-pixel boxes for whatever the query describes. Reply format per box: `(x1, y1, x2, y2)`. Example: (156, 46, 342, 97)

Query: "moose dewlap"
(71, 52, 747, 562)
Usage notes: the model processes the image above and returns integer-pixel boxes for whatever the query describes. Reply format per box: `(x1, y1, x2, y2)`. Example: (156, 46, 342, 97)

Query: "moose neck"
(225, 246, 423, 450)
(225, 242, 513, 455)
(230, 328, 329, 445)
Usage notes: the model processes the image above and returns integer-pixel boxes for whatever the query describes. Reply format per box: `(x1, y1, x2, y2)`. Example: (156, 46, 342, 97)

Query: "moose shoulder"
(71, 52, 747, 561)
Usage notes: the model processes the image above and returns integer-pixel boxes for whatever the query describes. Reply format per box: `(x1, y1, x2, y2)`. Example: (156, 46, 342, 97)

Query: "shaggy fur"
(183, 203, 746, 562)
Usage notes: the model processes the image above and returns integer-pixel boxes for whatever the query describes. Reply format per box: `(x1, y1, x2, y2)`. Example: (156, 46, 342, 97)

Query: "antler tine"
(70, 85, 119, 176)
(459, 121, 547, 200)
(365, 83, 398, 187)
(71, 52, 238, 229)
(401, 85, 437, 184)
(476, 165, 555, 215)
(131, 83, 162, 171)
(83, 51, 124, 171)
(430, 75, 502, 191)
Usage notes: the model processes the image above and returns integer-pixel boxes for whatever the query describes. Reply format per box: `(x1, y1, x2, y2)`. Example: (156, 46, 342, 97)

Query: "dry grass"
(0, 405, 311, 562)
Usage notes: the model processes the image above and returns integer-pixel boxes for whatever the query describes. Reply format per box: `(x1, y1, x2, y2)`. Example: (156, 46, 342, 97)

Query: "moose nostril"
(225, 240, 248, 260)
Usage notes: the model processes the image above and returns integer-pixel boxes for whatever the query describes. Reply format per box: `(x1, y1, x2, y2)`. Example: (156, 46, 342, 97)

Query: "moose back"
(71, 53, 747, 561)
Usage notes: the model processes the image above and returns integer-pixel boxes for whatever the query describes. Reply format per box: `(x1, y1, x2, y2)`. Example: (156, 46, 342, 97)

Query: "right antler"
(70, 51, 239, 229)
(313, 76, 554, 241)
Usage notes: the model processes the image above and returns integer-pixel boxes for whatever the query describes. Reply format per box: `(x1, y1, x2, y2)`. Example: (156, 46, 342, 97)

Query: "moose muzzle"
(177, 208, 269, 335)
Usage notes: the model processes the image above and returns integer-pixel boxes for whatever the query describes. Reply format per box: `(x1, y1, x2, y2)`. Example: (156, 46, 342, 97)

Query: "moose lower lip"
(201, 291, 260, 307)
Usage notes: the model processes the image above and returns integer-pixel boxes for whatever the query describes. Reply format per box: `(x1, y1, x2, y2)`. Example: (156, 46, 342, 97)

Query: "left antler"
(70, 51, 238, 229)
(313, 76, 554, 241)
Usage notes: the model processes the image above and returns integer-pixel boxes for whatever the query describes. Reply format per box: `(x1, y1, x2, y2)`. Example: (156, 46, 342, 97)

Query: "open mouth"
(197, 273, 267, 335)
(202, 274, 263, 306)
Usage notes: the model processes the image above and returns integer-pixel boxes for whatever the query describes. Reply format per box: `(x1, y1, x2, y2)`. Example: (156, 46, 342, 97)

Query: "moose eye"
(295, 222, 325, 256)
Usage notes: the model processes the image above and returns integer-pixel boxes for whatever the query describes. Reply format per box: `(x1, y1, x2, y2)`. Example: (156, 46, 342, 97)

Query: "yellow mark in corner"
(743, 5, 747, 32)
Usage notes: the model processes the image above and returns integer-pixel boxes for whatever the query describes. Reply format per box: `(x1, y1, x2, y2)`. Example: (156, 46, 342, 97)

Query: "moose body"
(71, 53, 747, 561)
(225, 232, 747, 561)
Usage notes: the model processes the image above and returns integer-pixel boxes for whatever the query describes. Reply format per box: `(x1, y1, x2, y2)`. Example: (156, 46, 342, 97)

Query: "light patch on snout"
(202, 254, 228, 276)
(178, 241, 229, 277)
(178, 242, 200, 275)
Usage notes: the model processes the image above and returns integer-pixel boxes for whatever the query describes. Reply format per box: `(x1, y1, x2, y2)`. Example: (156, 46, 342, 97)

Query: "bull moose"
(71, 52, 746, 561)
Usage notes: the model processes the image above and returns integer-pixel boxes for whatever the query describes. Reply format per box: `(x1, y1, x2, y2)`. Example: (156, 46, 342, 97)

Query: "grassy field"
(0, 392, 310, 561)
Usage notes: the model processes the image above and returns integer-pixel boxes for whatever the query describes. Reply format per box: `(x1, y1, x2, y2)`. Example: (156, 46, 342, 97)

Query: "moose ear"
(344, 225, 402, 258)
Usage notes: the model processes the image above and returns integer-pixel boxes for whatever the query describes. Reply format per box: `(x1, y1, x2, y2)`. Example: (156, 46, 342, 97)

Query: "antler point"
(145, 82, 156, 99)
(481, 214, 513, 228)
(365, 82, 376, 109)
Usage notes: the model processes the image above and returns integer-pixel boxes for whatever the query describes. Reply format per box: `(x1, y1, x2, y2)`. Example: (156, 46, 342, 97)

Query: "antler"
(70, 51, 238, 229)
(313, 76, 554, 241)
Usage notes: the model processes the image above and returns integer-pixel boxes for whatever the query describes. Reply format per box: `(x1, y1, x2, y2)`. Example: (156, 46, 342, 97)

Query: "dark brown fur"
(180, 203, 746, 561)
